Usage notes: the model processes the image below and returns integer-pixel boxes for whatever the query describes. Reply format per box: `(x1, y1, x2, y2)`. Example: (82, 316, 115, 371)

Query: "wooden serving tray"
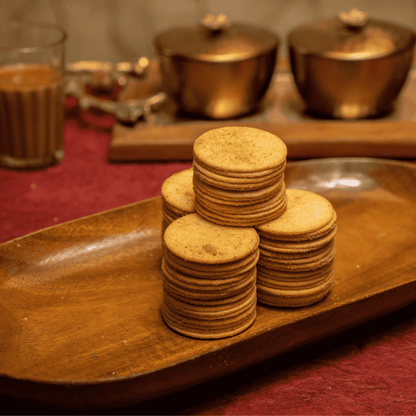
(1, 158, 416, 412)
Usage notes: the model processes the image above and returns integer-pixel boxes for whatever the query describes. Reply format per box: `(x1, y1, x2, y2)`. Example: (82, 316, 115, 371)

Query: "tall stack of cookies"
(192, 126, 287, 227)
(162, 213, 259, 339)
(255, 189, 337, 307)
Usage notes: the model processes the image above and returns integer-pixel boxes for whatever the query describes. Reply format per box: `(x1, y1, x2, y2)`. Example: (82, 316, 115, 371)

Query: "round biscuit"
(163, 287, 256, 321)
(259, 240, 335, 264)
(167, 283, 256, 307)
(257, 285, 331, 307)
(162, 261, 256, 296)
(164, 252, 259, 279)
(257, 261, 334, 280)
(259, 226, 337, 253)
(258, 244, 336, 271)
(193, 126, 287, 173)
(257, 266, 333, 290)
(193, 154, 284, 178)
(162, 258, 255, 287)
(194, 197, 286, 221)
(162, 300, 256, 339)
(164, 213, 259, 264)
(163, 283, 256, 316)
(193, 174, 284, 202)
(164, 246, 259, 274)
(195, 185, 286, 215)
(161, 168, 195, 213)
(194, 168, 281, 191)
(195, 202, 286, 227)
(193, 158, 285, 184)
(256, 188, 335, 237)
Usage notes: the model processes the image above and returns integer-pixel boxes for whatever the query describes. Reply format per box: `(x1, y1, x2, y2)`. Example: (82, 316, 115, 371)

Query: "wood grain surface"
(108, 65, 416, 161)
(109, 120, 416, 161)
(1, 158, 416, 411)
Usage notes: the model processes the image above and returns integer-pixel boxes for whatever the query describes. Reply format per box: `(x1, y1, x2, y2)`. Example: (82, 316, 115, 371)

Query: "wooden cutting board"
(109, 119, 416, 161)
(108, 64, 416, 162)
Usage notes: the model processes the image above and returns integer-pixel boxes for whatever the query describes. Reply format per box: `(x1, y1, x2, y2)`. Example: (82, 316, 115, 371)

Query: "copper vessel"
(288, 9, 416, 118)
(153, 14, 279, 119)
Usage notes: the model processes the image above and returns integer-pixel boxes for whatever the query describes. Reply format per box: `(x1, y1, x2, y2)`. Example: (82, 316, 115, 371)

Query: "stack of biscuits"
(160, 126, 338, 339)
(161, 167, 195, 234)
(162, 213, 259, 339)
(255, 189, 337, 307)
(192, 126, 287, 227)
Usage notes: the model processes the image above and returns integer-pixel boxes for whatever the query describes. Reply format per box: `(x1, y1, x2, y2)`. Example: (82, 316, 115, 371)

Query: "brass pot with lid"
(288, 9, 416, 118)
(153, 14, 280, 119)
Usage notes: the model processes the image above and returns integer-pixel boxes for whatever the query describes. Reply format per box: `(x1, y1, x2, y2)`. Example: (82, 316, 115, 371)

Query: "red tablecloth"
(1, 99, 416, 415)
(0, 98, 191, 245)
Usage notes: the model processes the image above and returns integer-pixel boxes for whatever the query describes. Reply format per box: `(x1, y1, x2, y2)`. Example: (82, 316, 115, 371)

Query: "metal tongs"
(65, 57, 165, 123)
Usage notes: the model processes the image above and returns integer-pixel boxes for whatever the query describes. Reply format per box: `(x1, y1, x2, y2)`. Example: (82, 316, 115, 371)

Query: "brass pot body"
(289, 47, 414, 118)
(288, 13, 416, 119)
(154, 17, 279, 119)
(158, 51, 277, 119)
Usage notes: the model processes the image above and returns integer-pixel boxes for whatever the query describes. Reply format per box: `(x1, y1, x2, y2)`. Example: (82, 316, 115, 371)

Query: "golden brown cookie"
(193, 126, 287, 173)
(161, 168, 195, 233)
(193, 158, 285, 184)
(259, 225, 337, 253)
(196, 186, 286, 214)
(164, 247, 259, 276)
(256, 188, 335, 238)
(257, 273, 333, 307)
(257, 261, 334, 280)
(164, 213, 259, 264)
(193, 174, 284, 203)
(162, 290, 257, 339)
(194, 198, 287, 227)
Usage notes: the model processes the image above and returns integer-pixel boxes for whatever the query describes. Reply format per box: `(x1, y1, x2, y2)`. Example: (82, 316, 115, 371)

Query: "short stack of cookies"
(192, 126, 287, 227)
(162, 213, 259, 339)
(161, 167, 195, 234)
(255, 189, 337, 307)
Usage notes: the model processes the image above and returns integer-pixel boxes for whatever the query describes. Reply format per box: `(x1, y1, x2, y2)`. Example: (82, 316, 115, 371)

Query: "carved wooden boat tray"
(1, 157, 416, 412)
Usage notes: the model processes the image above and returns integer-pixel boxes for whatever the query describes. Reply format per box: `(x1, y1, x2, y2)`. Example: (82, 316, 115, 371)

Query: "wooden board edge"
(108, 121, 416, 161)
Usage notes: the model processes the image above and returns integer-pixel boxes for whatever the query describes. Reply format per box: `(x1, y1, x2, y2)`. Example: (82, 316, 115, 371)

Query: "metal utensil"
(66, 59, 165, 123)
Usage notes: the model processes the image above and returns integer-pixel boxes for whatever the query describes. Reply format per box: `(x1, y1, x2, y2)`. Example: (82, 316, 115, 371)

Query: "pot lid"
(288, 9, 416, 60)
(153, 14, 279, 62)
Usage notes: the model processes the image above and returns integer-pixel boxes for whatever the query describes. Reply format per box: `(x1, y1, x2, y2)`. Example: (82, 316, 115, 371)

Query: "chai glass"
(0, 21, 67, 169)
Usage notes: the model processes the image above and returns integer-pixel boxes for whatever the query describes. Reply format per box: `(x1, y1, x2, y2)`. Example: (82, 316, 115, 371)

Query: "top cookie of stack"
(161, 167, 195, 234)
(193, 126, 287, 227)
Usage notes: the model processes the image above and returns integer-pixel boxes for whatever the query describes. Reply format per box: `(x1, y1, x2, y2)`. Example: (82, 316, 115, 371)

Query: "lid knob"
(200, 13, 231, 32)
(338, 8, 370, 29)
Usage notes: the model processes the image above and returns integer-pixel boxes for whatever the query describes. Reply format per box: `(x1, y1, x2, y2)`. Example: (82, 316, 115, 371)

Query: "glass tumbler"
(0, 21, 67, 169)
